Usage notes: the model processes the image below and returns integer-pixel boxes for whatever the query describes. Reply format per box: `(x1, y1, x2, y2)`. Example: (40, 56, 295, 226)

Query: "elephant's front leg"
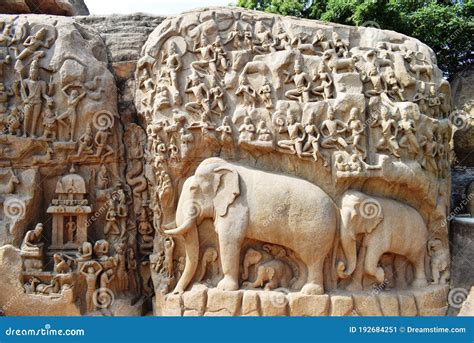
(215, 217, 246, 291)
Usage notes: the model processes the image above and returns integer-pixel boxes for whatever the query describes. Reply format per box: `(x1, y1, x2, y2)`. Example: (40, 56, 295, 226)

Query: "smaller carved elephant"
(428, 239, 450, 285)
(250, 260, 293, 290)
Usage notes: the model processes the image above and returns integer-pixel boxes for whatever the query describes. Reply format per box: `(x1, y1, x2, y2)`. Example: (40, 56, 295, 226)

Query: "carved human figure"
(65, 217, 76, 243)
(114, 242, 129, 292)
(127, 248, 139, 294)
(312, 29, 330, 52)
(256, 120, 272, 142)
(427, 239, 450, 285)
(75, 123, 94, 157)
(320, 107, 348, 151)
(216, 116, 234, 148)
(41, 97, 57, 140)
(427, 84, 441, 118)
(384, 68, 405, 101)
(361, 64, 384, 98)
(57, 86, 86, 142)
(419, 128, 438, 174)
(94, 127, 114, 162)
(6, 105, 22, 136)
(99, 268, 115, 294)
(302, 124, 323, 163)
(209, 77, 226, 115)
(53, 253, 72, 273)
(161, 41, 182, 90)
(21, 59, 49, 137)
(104, 193, 120, 236)
(253, 22, 275, 54)
(258, 79, 273, 109)
(16, 28, 52, 61)
(115, 189, 128, 238)
(97, 164, 110, 190)
(185, 72, 210, 114)
(284, 59, 311, 102)
(179, 127, 194, 159)
(312, 63, 333, 100)
(371, 106, 400, 157)
(21, 223, 44, 254)
(80, 261, 103, 313)
(238, 115, 255, 142)
(277, 112, 305, 156)
(225, 22, 243, 50)
(211, 36, 228, 74)
(0, 82, 12, 115)
(275, 25, 292, 50)
(192, 35, 217, 76)
(398, 109, 420, 155)
(235, 74, 256, 109)
(76, 241, 93, 262)
(346, 107, 366, 159)
(349, 154, 363, 173)
(335, 154, 349, 172)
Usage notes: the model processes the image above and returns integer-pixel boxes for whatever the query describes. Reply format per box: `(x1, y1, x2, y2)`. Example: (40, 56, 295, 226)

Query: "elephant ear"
(213, 165, 240, 217)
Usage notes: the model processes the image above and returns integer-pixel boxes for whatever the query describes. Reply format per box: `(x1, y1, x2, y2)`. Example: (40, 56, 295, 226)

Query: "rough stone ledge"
(156, 285, 449, 316)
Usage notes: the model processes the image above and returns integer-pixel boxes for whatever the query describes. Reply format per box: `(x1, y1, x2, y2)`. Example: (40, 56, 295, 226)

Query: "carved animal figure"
(337, 190, 428, 288)
(428, 238, 450, 284)
(163, 158, 338, 295)
(249, 259, 293, 290)
(0, 170, 19, 195)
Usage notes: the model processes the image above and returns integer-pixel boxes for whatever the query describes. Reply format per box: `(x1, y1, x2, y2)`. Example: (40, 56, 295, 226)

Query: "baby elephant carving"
(428, 239, 450, 285)
(251, 259, 293, 290)
(242, 248, 292, 290)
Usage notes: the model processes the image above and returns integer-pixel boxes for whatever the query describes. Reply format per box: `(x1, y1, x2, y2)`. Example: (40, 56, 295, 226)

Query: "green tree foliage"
(237, 0, 473, 78)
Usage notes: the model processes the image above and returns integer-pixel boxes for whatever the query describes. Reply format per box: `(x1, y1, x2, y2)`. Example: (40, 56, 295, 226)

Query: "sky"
(84, 0, 235, 16)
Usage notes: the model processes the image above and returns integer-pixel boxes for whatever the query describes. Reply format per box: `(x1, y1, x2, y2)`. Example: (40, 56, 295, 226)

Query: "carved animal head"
(341, 190, 384, 236)
(178, 158, 240, 224)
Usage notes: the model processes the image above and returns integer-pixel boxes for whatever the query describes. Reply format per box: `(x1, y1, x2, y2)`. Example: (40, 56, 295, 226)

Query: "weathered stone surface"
(259, 291, 288, 316)
(241, 290, 260, 316)
(379, 293, 399, 316)
(412, 285, 448, 316)
(0, 0, 89, 16)
(450, 218, 474, 295)
(205, 289, 242, 316)
(352, 294, 382, 316)
(162, 293, 182, 316)
(289, 293, 329, 316)
(330, 295, 353, 316)
(0, 6, 456, 317)
(398, 294, 417, 316)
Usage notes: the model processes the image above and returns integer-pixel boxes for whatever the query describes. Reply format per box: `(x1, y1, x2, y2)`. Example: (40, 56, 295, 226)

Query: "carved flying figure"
(277, 111, 305, 156)
(284, 58, 311, 102)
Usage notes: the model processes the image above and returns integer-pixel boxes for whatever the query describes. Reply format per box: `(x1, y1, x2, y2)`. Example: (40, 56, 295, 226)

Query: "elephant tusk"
(164, 221, 194, 236)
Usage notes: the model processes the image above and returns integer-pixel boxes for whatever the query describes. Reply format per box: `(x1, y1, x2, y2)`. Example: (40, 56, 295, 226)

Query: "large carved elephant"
(163, 157, 338, 295)
(337, 190, 428, 288)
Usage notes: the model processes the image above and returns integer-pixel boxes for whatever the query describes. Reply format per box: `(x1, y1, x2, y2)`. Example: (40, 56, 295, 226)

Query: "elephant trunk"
(337, 226, 357, 279)
(172, 224, 199, 293)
